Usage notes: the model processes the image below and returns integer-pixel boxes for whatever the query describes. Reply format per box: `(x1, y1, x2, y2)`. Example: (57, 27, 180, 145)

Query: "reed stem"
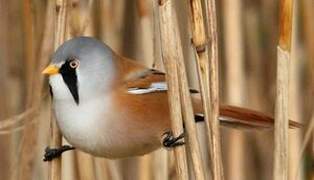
(205, 0, 224, 179)
(157, 1, 188, 179)
(48, 0, 68, 180)
(188, 0, 224, 179)
(273, 0, 294, 179)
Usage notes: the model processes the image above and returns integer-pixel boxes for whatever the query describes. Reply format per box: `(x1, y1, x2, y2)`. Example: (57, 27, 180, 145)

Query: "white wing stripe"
(127, 82, 168, 94)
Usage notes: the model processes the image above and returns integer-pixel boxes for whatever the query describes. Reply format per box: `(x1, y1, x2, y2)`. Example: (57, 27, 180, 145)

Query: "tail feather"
(219, 105, 302, 129)
(191, 94, 301, 129)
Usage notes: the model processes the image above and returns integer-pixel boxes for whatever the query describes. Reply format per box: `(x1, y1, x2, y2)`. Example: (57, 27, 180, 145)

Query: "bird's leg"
(43, 145, 75, 161)
(162, 131, 185, 148)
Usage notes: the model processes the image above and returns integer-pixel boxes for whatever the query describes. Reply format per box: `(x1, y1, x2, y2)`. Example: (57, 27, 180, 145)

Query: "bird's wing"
(125, 69, 168, 94)
(121, 64, 301, 129)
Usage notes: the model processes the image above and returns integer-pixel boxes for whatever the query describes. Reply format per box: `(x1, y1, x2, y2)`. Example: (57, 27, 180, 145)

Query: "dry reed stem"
(278, 0, 293, 51)
(18, 0, 39, 178)
(289, 4, 303, 179)
(15, 0, 55, 178)
(152, 150, 168, 180)
(152, 0, 163, 70)
(175, 11, 206, 180)
(205, 0, 224, 179)
(98, 0, 124, 52)
(68, 0, 92, 37)
(159, 1, 206, 179)
(301, 1, 314, 177)
(151, 2, 168, 179)
(158, 1, 188, 179)
(106, 160, 123, 180)
(61, 139, 77, 180)
(0, 127, 26, 135)
(37, 0, 56, 88)
(49, 0, 68, 180)
(94, 158, 109, 180)
(48, 114, 63, 180)
(0, 11, 11, 180)
(223, 0, 246, 179)
(54, 0, 68, 48)
(137, 0, 149, 17)
(75, 152, 96, 180)
(177, 56, 206, 180)
(138, 155, 152, 180)
(295, 111, 314, 179)
(0, 0, 9, 121)
(302, 0, 314, 61)
(23, 0, 35, 105)
(244, 8, 269, 179)
(274, 0, 293, 179)
(189, 0, 224, 179)
(0, 107, 38, 130)
(136, 0, 154, 68)
(303, 1, 314, 177)
(188, 2, 211, 174)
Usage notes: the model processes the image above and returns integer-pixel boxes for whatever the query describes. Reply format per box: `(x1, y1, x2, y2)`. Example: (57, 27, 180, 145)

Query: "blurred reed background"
(0, 0, 313, 180)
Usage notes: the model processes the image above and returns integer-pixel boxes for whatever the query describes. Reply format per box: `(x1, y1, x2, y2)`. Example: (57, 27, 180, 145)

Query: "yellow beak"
(42, 65, 60, 75)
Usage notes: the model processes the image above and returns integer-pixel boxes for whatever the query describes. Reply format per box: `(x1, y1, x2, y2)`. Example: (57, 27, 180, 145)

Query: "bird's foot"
(43, 145, 75, 161)
(162, 131, 185, 148)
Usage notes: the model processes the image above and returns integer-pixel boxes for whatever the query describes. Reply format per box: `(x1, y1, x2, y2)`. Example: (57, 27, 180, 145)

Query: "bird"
(42, 36, 300, 161)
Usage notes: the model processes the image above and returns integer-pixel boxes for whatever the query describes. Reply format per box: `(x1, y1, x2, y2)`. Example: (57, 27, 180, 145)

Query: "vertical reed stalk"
(49, 0, 68, 180)
(273, 0, 294, 179)
(244, 5, 267, 179)
(0, 2, 11, 180)
(106, 160, 123, 180)
(98, 0, 125, 52)
(75, 152, 96, 180)
(23, 0, 35, 105)
(152, 150, 168, 180)
(18, 0, 36, 179)
(159, 1, 206, 179)
(289, 2, 303, 179)
(151, 2, 168, 179)
(301, 1, 314, 177)
(138, 155, 152, 180)
(205, 0, 224, 179)
(295, 111, 314, 179)
(136, 0, 154, 67)
(19, 0, 56, 179)
(158, 1, 188, 179)
(61, 139, 77, 180)
(188, 0, 223, 179)
(175, 15, 206, 180)
(223, 0, 246, 179)
(94, 158, 109, 180)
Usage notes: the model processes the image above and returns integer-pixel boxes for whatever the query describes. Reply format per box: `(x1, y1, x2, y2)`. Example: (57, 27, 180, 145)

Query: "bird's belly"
(53, 99, 160, 158)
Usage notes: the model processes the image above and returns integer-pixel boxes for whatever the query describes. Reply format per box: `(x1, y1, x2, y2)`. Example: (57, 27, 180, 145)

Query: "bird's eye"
(69, 60, 79, 69)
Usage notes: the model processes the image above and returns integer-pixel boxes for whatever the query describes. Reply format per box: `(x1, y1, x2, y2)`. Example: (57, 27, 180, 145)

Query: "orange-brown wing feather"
(125, 70, 165, 89)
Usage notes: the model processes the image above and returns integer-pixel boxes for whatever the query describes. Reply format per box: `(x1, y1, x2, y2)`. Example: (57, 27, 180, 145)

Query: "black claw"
(162, 131, 185, 148)
(43, 145, 75, 161)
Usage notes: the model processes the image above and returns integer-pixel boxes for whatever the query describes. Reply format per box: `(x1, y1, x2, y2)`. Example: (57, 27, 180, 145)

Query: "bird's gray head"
(43, 36, 116, 105)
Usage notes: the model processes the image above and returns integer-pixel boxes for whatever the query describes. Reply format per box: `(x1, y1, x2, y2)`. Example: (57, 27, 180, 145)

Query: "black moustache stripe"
(59, 61, 79, 105)
(49, 85, 54, 98)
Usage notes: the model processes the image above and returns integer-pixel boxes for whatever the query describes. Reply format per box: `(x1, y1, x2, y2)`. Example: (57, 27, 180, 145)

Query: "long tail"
(194, 105, 301, 129)
(218, 105, 302, 129)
